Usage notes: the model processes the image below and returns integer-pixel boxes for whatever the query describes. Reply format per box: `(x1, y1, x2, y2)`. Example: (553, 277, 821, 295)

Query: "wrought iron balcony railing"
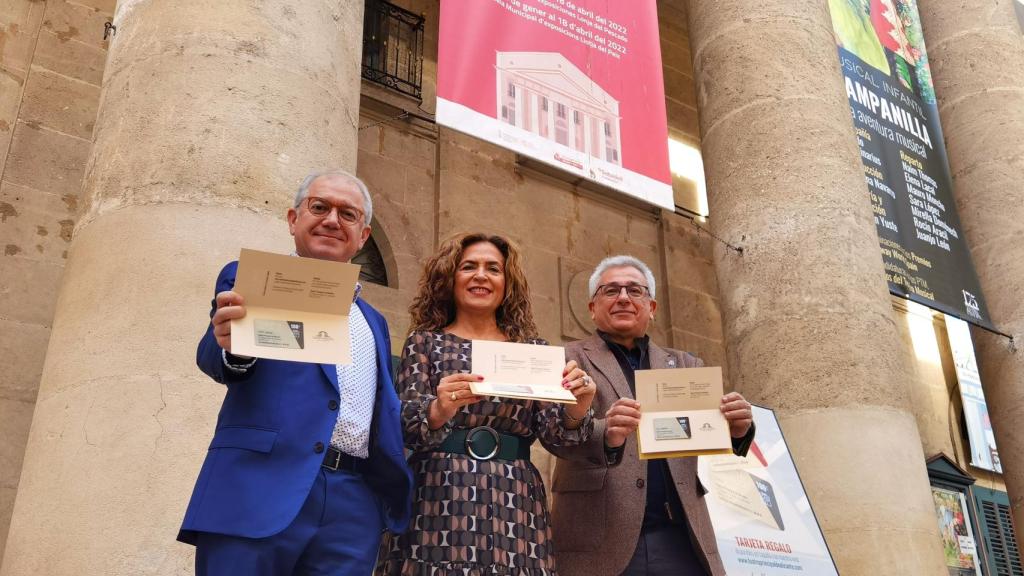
(362, 0, 424, 100)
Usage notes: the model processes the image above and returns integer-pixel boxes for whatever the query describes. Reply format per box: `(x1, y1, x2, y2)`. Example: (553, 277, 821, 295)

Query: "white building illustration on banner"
(496, 51, 622, 166)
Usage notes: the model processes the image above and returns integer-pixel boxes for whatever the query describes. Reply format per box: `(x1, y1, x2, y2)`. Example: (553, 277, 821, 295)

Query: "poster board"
(699, 406, 839, 575)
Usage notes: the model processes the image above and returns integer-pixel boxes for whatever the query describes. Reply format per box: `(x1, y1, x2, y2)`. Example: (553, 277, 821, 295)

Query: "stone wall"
(1, 0, 1009, 572)
(355, 0, 721, 486)
(358, 0, 718, 362)
(1, 0, 367, 572)
(0, 0, 113, 560)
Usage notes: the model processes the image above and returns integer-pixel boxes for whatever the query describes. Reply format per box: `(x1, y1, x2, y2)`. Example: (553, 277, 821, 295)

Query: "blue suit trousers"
(195, 467, 384, 576)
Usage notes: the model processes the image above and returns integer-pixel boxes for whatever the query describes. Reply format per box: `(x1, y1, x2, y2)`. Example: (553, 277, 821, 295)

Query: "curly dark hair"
(408, 232, 538, 343)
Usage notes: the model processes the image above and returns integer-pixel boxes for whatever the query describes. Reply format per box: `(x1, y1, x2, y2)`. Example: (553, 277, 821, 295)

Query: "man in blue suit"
(178, 169, 413, 575)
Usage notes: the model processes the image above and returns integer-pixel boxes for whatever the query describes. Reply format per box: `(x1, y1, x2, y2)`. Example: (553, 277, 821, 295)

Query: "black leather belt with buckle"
(436, 426, 533, 462)
(322, 446, 362, 472)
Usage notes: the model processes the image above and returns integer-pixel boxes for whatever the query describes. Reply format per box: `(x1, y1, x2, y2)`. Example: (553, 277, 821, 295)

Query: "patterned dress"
(381, 331, 594, 576)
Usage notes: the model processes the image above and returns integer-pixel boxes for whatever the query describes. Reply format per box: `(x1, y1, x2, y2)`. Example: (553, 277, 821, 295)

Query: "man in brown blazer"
(549, 255, 755, 576)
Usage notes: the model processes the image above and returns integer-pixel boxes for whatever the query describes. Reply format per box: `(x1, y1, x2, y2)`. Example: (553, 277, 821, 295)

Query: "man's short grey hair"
(588, 255, 657, 299)
(294, 169, 373, 226)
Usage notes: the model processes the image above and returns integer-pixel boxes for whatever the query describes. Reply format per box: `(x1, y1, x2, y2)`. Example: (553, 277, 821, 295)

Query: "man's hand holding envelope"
(601, 366, 754, 458)
(212, 290, 247, 354)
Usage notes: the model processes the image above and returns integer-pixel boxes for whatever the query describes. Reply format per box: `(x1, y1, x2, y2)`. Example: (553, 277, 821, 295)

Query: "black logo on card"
(675, 417, 691, 439)
(288, 321, 304, 349)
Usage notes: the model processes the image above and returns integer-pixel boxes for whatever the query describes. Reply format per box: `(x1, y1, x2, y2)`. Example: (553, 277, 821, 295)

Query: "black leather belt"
(437, 426, 533, 462)
(322, 446, 363, 472)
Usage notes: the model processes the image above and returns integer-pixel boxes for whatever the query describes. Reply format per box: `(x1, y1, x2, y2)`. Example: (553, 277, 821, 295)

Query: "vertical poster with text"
(945, 315, 1001, 474)
(828, 0, 993, 329)
(931, 487, 983, 576)
(437, 0, 674, 210)
(699, 406, 839, 575)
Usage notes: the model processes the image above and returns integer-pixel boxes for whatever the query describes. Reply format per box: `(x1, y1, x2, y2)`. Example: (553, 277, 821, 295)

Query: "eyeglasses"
(303, 196, 365, 226)
(594, 283, 651, 300)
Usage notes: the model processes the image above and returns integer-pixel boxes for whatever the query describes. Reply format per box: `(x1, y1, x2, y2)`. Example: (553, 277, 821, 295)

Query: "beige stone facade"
(0, 0, 114, 561)
(0, 0, 1018, 574)
(917, 0, 1024, 537)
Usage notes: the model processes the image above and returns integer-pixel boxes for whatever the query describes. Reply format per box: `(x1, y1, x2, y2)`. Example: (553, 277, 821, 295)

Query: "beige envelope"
(469, 339, 577, 404)
(230, 249, 360, 365)
(635, 367, 732, 458)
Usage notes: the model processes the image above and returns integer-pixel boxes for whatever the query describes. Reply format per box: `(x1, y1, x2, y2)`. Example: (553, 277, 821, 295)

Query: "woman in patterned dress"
(381, 232, 597, 575)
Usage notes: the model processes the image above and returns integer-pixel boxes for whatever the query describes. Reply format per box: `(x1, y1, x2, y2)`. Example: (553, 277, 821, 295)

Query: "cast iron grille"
(362, 0, 424, 99)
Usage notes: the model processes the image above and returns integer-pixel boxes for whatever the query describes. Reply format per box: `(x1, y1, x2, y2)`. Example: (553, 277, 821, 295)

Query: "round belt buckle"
(465, 426, 501, 461)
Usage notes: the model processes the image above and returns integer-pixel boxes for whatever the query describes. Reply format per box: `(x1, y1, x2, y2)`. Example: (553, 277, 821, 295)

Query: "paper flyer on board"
(700, 406, 840, 575)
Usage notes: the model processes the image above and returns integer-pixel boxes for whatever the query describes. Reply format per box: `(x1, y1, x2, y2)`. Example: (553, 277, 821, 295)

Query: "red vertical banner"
(437, 0, 673, 209)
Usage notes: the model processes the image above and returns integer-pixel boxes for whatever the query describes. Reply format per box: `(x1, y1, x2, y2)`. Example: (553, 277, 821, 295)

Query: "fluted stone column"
(687, 1, 947, 573)
(0, 1, 364, 573)
(918, 0, 1024, 529)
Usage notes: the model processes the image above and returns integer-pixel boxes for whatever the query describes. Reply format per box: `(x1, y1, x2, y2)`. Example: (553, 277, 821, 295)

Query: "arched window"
(352, 234, 389, 287)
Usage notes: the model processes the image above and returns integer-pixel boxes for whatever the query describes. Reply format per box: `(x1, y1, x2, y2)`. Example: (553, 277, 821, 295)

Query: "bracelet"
(222, 349, 257, 373)
(563, 409, 584, 429)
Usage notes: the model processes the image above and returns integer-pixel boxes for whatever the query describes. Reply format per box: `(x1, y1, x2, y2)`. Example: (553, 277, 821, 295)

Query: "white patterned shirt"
(329, 296, 378, 459)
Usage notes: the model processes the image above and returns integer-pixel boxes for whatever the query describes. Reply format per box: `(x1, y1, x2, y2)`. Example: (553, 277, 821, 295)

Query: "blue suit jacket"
(178, 261, 413, 544)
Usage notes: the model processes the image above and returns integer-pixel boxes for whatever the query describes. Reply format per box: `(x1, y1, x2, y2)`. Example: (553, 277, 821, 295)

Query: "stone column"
(0, 1, 364, 573)
(0, 0, 114, 562)
(917, 0, 1024, 529)
(687, 1, 947, 574)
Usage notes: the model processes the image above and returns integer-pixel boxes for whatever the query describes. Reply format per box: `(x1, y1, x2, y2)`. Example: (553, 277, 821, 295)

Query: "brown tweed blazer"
(548, 334, 727, 576)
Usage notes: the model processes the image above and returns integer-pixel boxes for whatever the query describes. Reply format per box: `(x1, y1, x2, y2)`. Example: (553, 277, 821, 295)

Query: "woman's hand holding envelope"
(428, 373, 486, 429)
(561, 360, 595, 426)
